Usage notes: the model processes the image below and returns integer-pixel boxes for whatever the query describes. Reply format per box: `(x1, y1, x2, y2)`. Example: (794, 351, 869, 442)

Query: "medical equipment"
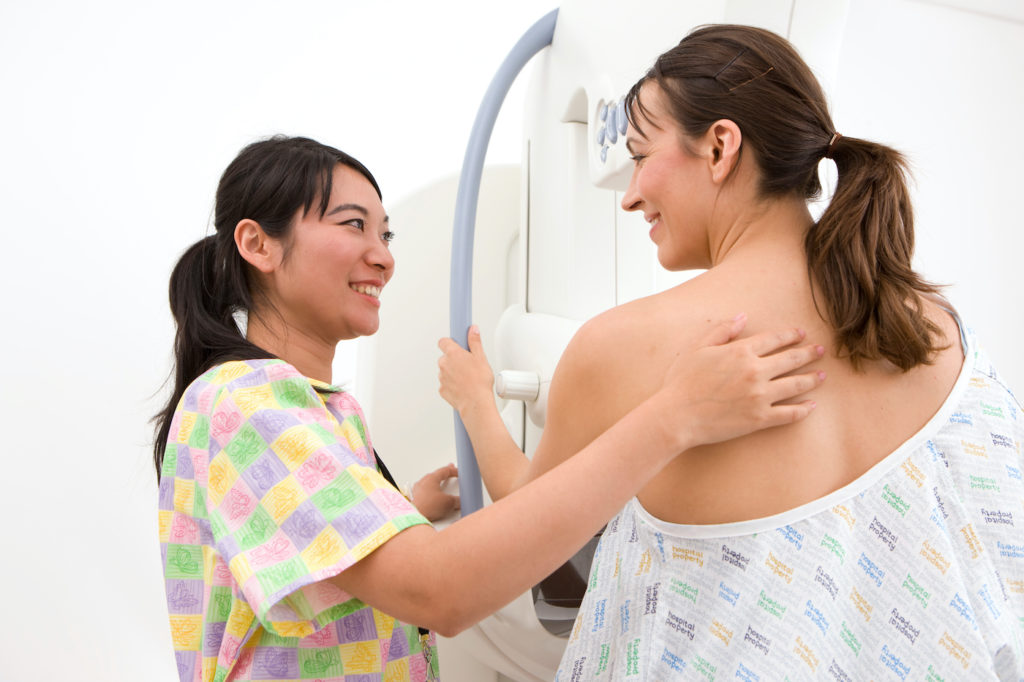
(367, 0, 1024, 678)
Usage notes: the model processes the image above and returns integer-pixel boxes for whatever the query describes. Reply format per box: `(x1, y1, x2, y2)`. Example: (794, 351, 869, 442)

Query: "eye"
(381, 230, 396, 244)
(341, 218, 365, 230)
(629, 154, 647, 165)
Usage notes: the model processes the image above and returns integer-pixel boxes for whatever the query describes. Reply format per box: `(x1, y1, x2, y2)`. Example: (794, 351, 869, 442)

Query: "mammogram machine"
(362, 0, 1024, 678)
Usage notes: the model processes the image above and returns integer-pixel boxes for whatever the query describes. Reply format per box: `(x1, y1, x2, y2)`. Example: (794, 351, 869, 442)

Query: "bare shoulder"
(547, 278, 719, 431)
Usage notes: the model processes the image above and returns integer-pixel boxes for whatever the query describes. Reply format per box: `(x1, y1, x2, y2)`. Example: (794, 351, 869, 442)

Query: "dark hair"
(152, 135, 381, 480)
(626, 24, 945, 371)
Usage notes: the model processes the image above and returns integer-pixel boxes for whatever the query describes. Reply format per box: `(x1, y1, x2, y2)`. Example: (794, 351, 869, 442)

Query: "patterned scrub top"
(158, 359, 437, 682)
(557, 325, 1024, 680)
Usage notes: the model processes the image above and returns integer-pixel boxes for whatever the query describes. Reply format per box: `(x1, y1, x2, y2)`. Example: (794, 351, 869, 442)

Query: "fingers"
(702, 313, 748, 347)
(432, 463, 458, 482)
(761, 343, 826, 379)
(759, 399, 818, 429)
(765, 369, 827, 404)
(745, 326, 807, 356)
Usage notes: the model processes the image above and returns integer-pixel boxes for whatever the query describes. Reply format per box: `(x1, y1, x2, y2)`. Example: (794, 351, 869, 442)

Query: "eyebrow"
(326, 202, 389, 223)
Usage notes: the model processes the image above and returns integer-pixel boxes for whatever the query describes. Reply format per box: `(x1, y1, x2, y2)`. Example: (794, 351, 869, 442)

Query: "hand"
(411, 463, 461, 522)
(657, 313, 826, 452)
(437, 326, 495, 415)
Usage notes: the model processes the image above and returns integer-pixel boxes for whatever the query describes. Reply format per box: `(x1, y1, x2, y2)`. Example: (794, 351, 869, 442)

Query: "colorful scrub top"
(557, 326, 1024, 680)
(158, 359, 437, 682)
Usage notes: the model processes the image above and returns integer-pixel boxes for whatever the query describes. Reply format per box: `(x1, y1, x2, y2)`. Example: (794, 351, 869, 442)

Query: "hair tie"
(825, 132, 842, 159)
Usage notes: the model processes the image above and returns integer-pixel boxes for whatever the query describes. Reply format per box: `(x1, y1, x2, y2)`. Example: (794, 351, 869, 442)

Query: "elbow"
(415, 599, 478, 638)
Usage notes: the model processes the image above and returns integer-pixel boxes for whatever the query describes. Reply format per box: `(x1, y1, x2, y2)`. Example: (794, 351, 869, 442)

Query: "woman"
(439, 25, 1023, 680)
(154, 135, 825, 681)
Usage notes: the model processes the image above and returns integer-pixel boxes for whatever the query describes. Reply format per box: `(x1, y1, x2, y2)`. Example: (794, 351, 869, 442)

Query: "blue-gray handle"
(450, 9, 558, 516)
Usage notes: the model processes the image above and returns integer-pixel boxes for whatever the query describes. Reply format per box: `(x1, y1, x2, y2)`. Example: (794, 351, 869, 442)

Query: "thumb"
(467, 325, 485, 356)
(702, 313, 747, 347)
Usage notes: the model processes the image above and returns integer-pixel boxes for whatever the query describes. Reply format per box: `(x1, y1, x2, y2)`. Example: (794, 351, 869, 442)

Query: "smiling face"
(269, 163, 395, 343)
(622, 82, 718, 271)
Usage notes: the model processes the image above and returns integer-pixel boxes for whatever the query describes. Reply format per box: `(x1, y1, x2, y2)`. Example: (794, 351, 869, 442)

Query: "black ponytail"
(152, 136, 381, 480)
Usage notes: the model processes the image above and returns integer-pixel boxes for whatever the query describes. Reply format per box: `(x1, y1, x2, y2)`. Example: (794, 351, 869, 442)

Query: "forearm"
(459, 396, 529, 501)
(337, 394, 685, 637)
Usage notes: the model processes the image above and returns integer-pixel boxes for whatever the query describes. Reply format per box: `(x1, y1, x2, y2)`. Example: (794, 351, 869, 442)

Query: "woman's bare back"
(538, 250, 964, 525)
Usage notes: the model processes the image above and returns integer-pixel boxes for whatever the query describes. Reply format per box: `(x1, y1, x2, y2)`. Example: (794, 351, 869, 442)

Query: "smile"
(350, 283, 381, 298)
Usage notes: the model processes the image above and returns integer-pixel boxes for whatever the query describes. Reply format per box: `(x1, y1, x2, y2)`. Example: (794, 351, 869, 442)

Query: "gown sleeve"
(202, 361, 430, 637)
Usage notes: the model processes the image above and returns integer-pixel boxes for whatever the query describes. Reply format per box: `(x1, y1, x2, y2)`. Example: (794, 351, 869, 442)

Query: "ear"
(234, 219, 280, 274)
(704, 119, 742, 184)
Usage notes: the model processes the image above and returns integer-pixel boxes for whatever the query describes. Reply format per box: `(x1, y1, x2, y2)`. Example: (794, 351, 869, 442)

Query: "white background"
(0, 2, 553, 679)
(1, 1, 1022, 680)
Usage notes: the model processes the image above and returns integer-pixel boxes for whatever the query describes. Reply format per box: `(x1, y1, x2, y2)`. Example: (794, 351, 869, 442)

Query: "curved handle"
(449, 9, 558, 516)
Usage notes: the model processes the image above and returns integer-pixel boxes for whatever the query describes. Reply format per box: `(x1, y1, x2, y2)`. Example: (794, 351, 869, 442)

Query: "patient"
(439, 24, 1024, 679)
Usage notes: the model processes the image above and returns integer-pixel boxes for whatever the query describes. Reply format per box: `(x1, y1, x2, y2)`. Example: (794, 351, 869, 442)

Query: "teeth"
(351, 284, 381, 298)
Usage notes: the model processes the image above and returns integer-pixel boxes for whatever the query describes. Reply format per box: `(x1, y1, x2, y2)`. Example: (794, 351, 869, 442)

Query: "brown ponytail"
(625, 24, 946, 371)
(808, 135, 944, 370)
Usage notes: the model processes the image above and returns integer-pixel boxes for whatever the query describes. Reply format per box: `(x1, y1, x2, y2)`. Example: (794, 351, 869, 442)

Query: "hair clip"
(727, 66, 775, 93)
(713, 48, 749, 80)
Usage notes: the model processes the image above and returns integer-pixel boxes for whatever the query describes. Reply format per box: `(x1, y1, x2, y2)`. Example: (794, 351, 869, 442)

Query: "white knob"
(495, 370, 540, 402)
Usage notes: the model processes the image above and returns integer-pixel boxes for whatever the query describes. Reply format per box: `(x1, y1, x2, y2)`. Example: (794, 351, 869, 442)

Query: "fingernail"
(816, 345, 825, 356)
(817, 371, 826, 380)
(809, 401, 817, 409)
(733, 312, 747, 322)
(798, 328, 806, 338)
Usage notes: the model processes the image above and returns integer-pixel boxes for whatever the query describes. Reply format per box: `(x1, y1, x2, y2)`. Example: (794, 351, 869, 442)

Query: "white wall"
(0, 2, 553, 679)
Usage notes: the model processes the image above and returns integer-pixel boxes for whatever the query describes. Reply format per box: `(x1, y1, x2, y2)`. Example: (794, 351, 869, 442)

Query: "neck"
(708, 192, 814, 266)
(246, 309, 336, 383)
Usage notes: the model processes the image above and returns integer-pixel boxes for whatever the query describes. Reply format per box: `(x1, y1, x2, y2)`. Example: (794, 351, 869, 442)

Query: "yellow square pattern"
(169, 614, 203, 650)
(202, 656, 217, 682)
(213, 362, 251, 384)
(225, 599, 255, 639)
(158, 510, 173, 543)
(374, 608, 395, 642)
(232, 383, 275, 418)
(339, 419, 366, 452)
(207, 455, 239, 506)
(263, 476, 305, 524)
(301, 526, 347, 573)
(271, 619, 313, 638)
(350, 463, 384, 495)
(178, 412, 197, 444)
(271, 426, 321, 471)
(384, 658, 411, 682)
(174, 479, 196, 515)
(352, 523, 398, 561)
(229, 553, 255, 590)
(339, 640, 382, 674)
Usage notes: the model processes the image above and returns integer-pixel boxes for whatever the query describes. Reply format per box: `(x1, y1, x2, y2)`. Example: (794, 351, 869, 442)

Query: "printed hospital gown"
(158, 359, 437, 682)
(557, 327, 1024, 680)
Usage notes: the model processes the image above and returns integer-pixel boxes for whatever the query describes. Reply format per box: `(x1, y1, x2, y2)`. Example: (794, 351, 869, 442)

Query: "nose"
(621, 169, 642, 213)
(367, 236, 395, 275)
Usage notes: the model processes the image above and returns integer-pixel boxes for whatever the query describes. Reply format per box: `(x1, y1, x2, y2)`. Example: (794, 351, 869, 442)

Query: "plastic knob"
(495, 370, 541, 402)
(617, 99, 628, 135)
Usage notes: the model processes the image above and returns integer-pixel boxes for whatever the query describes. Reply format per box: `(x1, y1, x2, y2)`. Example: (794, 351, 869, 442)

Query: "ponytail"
(152, 135, 382, 481)
(807, 136, 945, 370)
(152, 234, 271, 479)
(630, 25, 946, 373)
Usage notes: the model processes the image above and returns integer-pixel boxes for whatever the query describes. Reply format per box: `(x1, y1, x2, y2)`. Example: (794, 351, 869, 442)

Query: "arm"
(437, 326, 529, 500)
(339, 315, 824, 636)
